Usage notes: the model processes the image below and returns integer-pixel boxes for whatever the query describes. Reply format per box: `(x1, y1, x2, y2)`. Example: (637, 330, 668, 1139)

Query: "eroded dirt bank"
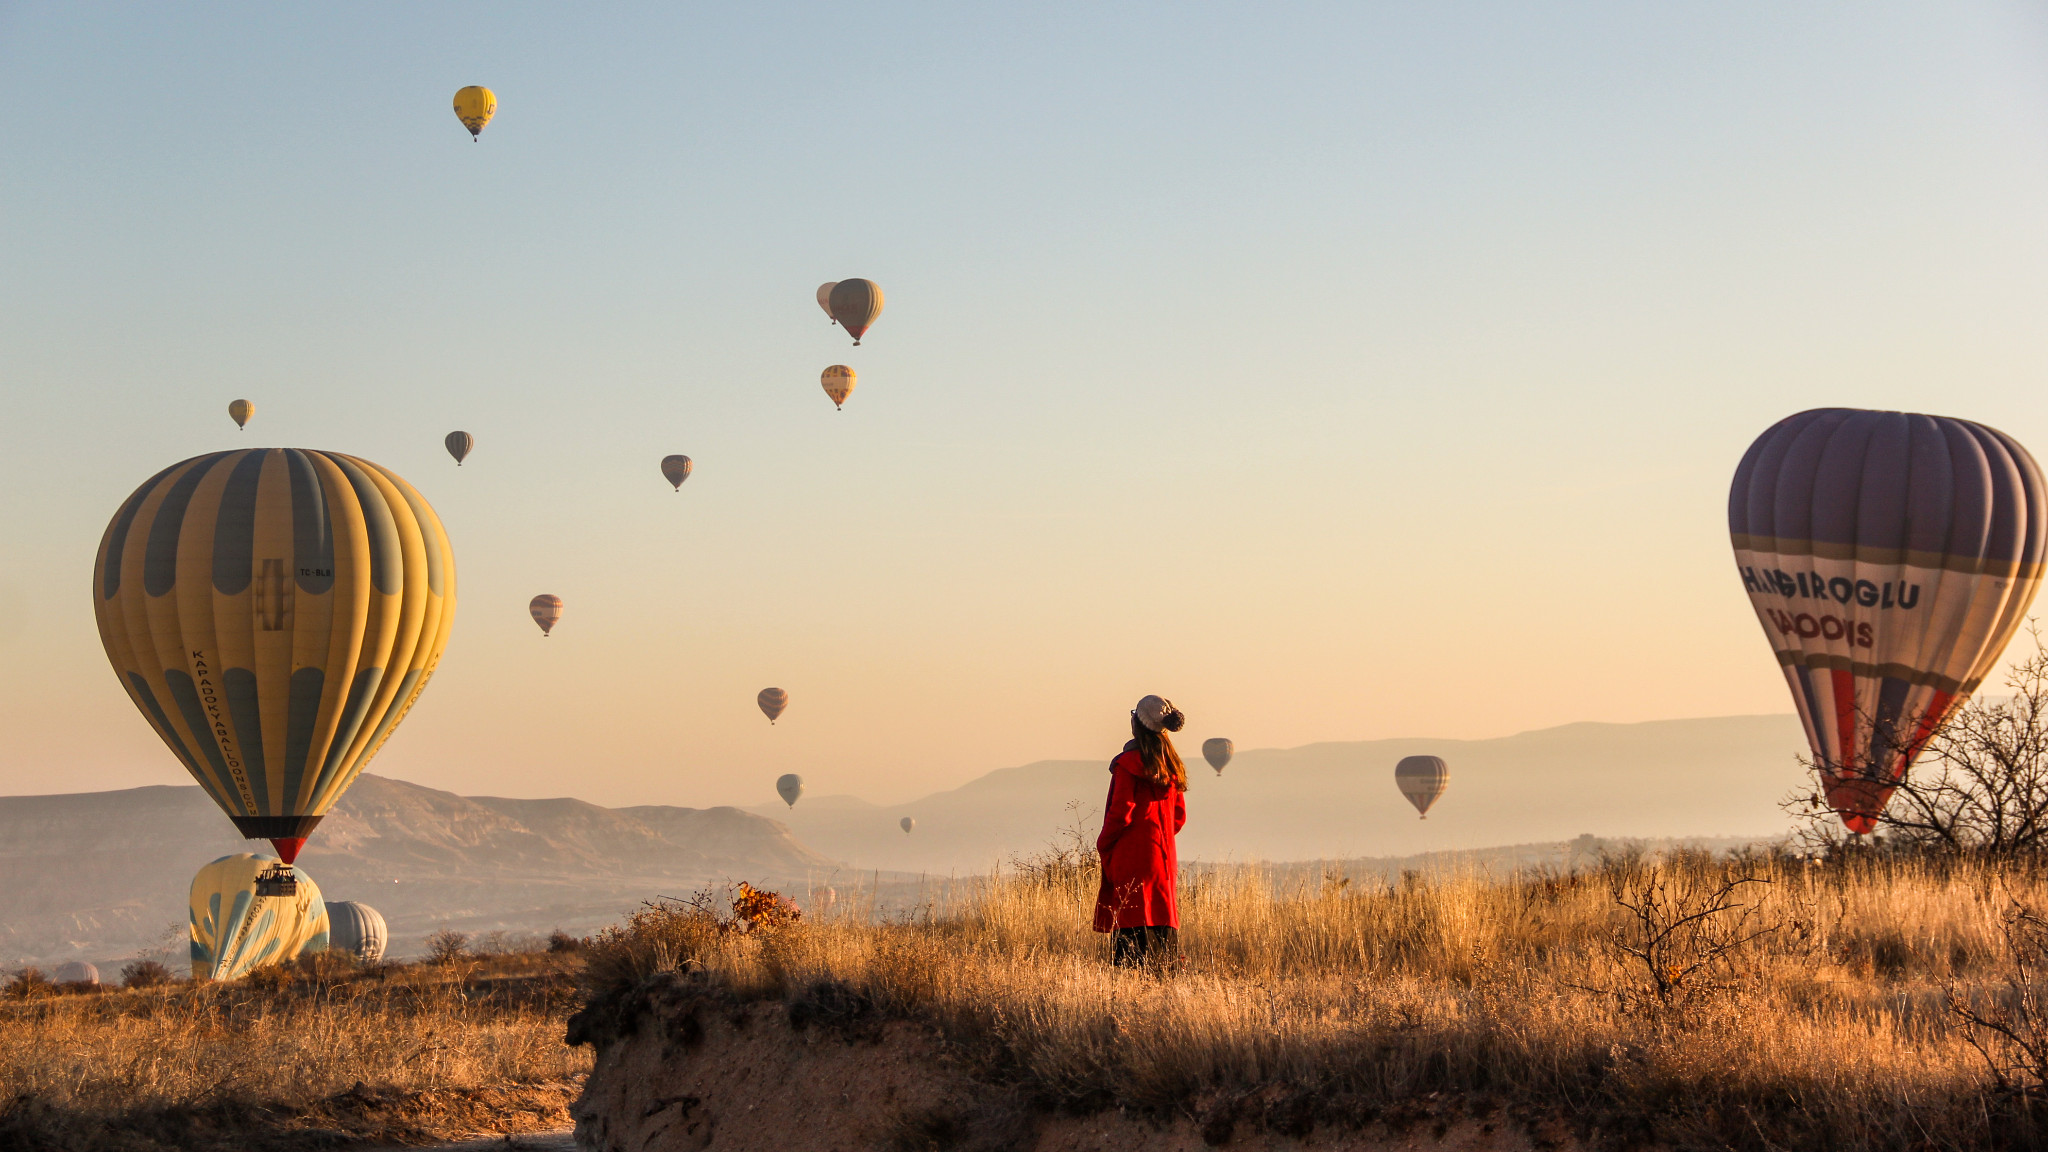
(565, 973, 1579, 1152)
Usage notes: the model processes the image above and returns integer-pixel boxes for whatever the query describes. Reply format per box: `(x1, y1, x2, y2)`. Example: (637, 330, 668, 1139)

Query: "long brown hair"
(1130, 713, 1188, 792)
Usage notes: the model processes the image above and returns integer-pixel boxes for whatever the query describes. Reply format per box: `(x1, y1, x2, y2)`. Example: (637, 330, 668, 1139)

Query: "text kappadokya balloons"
(1730, 408, 2047, 833)
(758, 687, 788, 723)
(530, 594, 562, 636)
(453, 86, 496, 139)
(1394, 755, 1448, 818)
(228, 400, 254, 430)
(1202, 738, 1234, 775)
(445, 431, 473, 466)
(661, 455, 693, 490)
(776, 773, 802, 807)
(324, 900, 387, 964)
(821, 366, 855, 410)
(188, 853, 330, 981)
(827, 279, 883, 345)
(900, 816, 915, 834)
(95, 451, 456, 864)
(816, 282, 838, 323)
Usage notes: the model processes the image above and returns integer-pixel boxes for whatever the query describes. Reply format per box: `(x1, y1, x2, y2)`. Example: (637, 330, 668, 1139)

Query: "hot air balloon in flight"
(325, 900, 388, 963)
(95, 450, 456, 878)
(776, 773, 803, 807)
(1202, 738, 1234, 775)
(228, 400, 254, 430)
(817, 282, 839, 323)
(821, 366, 856, 410)
(826, 279, 883, 345)
(189, 853, 329, 980)
(661, 455, 693, 490)
(1729, 408, 2046, 834)
(758, 687, 788, 723)
(530, 594, 562, 636)
(1395, 756, 1448, 818)
(900, 816, 915, 834)
(814, 886, 837, 913)
(445, 431, 473, 466)
(453, 86, 496, 140)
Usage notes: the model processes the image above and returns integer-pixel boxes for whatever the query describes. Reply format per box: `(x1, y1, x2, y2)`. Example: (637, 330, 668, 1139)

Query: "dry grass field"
(577, 848, 2048, 1151)
(0, 946, 590, 1151)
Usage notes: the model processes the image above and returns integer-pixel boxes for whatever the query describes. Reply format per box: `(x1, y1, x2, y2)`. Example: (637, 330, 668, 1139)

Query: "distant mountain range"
(0, 774, 833, 970)
(0, 714, 1811, 971)
(748, 715, 1811, 873)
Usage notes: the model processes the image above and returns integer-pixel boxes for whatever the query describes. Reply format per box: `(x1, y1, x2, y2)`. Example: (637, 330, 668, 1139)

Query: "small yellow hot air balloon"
(821, 366, 856, 410)
(453, 86, 496, 140)
(189, 853, 330, 981)
(228, 399, 254, 430)
(530, 594, 562, 636)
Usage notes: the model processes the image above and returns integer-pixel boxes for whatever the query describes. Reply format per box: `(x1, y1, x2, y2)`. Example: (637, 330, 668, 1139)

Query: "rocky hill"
(0, 774, 834, 970)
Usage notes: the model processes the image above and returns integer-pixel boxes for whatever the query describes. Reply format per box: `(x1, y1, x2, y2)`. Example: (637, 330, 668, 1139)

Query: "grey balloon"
(776, 773, 803, 807)
(1394, 755, 1449, 818)
(326, 901, 389, 964)
(445, 431, 474, 465)
(1202, 738, 1234, 775)
(900, 816, 915, 834)
(660, 454, 693, 490)
(53, 961, 98, 984)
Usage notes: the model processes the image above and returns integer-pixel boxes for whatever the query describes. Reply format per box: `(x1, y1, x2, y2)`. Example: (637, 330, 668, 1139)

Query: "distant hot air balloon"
(758, 687, 788, 723)
(189, 853, 329, 981)
(827, 279, 883, 345)
(453, 86, 496, 140)
(95, 450, 456, 871)
(814, 886, 837, 912)
(228, 400, 254, 430)
(817, 282, 839, 323)
(821, 366, 856, 410)
(325, 901, 388, 964)
(900, 816, 915, 834)
(1730, 408, 2047, 834)
(776, 773, 803, 807)
(1395, 756, 1449, 818)
(52, 961, 99, 985)
(445, 431, 473, 466)
(661, 455, 694, 490)
(1202, 738, 1234, 775)
(530, 594, 562, 636)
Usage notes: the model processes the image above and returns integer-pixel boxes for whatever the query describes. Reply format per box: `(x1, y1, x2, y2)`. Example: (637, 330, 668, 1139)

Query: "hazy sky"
(3, 3, 2046, 810)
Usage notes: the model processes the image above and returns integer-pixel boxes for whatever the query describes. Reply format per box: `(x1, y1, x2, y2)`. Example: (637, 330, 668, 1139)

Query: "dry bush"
(424, 927, 470, 965)
(117, 960, 171, 991)
(575, 851, 2048, 1149)
(0, 952, 590, 1150)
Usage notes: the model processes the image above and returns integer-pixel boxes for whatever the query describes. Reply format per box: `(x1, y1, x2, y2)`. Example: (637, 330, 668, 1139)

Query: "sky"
(2, 3, 2046, 811)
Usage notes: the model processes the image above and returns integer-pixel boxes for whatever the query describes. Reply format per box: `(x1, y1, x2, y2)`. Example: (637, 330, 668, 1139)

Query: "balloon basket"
(255, 864, 298, 898)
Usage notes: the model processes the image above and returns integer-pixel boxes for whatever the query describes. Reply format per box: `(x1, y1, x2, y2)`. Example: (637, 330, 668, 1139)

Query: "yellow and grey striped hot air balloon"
(826, 279, 883, 345)
(660, 455, 693, 490)
(189, 853, 330, 981)
(530, 594, 562, 636)
(1395, 755, 1449, 818)
(816, 282, 839, 323)
(821, 366, 855, 410)
(94, 450, 456, 867)
(228, 400, 254, 430)
(758, 687, 788, 723)
(453, 86, 496, 140)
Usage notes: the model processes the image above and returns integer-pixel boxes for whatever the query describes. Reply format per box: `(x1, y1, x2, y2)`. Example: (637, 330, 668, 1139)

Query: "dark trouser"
(1112, 926, 1178, 969)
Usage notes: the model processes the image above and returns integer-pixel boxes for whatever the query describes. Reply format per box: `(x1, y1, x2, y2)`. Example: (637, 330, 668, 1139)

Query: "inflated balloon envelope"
(1729, 408, 2046, 833)
(94, 450, 456, 881)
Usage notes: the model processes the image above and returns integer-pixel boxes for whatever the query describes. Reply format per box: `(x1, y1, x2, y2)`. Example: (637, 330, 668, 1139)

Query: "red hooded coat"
(1093, 741, 1187, 931)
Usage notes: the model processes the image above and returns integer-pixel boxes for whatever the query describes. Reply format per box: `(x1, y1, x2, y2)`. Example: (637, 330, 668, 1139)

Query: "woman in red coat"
(1094, 694, 1189, 968)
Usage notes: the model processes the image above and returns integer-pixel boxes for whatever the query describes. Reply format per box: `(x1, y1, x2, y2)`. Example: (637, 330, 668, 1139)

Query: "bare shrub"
(1949, 895, 2048, 1091)
(1595, 852, 1778, 1009)
(424, 928, 470, 965)
(4, 969, 53, 1001)
(546, 930, 581, 954)
(119, 960, 171, 990)
(1006, 800, 1098, 894)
